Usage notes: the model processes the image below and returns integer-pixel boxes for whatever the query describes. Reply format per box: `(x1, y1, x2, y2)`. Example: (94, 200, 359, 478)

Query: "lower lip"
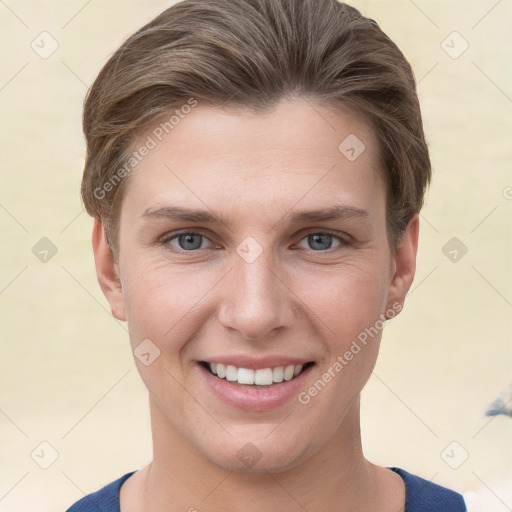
(199, 363, 314, 412)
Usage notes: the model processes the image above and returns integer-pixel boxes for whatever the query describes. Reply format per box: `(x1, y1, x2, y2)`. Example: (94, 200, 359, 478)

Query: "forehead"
(121, 98, 386, 225)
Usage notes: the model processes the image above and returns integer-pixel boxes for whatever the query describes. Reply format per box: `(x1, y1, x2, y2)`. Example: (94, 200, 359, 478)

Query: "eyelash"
(158, 229, 349, 254)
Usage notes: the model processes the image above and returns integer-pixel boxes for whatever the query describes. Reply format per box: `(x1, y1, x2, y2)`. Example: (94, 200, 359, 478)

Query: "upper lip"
(198, 355, 314, 370)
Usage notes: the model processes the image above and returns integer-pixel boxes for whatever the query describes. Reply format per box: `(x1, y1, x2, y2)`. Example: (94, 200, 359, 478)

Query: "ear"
(386, 214, 419, 316)
(92, 218, 126, 321)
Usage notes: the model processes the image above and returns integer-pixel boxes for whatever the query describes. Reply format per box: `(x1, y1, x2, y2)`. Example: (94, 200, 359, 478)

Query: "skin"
(92, 97, 419, 511)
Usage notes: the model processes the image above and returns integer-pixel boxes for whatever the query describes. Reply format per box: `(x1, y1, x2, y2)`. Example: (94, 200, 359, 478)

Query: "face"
(93, 98, 418, 473)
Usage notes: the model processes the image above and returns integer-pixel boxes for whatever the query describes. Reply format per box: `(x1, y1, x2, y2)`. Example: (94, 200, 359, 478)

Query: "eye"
(159, 230, 348, 253)
(295, 232, 346, 251)
(162, 231, 214, 252)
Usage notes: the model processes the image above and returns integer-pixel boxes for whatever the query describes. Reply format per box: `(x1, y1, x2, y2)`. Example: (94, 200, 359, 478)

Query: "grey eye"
(298, 233, 342, 251)
(173, 233, 206, 251)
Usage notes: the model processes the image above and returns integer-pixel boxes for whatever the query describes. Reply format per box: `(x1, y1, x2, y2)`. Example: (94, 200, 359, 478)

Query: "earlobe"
(92, 219, 126, 321)
(386, 214, 420, 315)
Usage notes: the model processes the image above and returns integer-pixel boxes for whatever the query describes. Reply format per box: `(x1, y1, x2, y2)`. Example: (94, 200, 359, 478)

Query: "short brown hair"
(81, 0, 431, 256)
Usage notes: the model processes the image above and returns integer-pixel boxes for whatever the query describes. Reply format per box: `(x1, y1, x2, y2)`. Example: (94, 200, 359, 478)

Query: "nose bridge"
(218, 238, 291, 340)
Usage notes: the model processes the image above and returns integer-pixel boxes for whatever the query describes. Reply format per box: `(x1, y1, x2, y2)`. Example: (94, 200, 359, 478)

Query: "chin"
(202, 433, 312, 475)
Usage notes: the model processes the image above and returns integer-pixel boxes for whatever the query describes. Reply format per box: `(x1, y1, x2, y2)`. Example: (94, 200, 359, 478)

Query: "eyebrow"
(142, 204, 369, 229)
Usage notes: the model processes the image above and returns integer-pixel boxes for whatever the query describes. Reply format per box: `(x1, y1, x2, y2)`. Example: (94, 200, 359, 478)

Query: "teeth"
(273, 366, 284, 382)
(207, 362, 305, 385)
(238, 367, 255, 385)
(225, 365, 238, 382)
(255, 368, 273, 386)
(216, 363, 226, 378)
(283, 365, 294, 381)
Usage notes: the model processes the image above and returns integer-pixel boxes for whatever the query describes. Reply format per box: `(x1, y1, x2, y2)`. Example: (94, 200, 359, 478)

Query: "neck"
(136, 397, 389, 512)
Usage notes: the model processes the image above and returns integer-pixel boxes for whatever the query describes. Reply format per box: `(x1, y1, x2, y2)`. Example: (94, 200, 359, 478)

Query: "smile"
(202, 361, 314, 386)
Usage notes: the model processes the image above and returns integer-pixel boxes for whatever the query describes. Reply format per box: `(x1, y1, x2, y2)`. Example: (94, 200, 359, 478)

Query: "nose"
(217, 246, 295, 341)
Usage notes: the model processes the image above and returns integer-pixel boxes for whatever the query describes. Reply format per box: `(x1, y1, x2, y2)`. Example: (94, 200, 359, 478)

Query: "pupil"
(310, 234, 332, 250)
(180, 234, 201, 250)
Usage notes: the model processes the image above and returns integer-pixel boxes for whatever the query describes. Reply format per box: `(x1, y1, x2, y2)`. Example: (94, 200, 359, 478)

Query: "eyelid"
(293, 229, 349, 251)
(158, 229, 217, 250)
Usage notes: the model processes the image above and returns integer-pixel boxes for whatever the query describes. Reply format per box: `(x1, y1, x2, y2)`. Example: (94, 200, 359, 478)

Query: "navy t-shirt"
(66, 467, 467, 511)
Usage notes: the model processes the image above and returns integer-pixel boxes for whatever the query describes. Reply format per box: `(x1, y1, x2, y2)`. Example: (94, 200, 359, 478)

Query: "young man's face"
(94, 98, 418, 473)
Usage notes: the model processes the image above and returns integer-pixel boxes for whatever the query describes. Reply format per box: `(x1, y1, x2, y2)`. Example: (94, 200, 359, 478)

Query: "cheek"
(294, 265, 387, 429)
(295, 259, 391, 342)
(121, 262, 216, 352)
(120, 266, 196, 418)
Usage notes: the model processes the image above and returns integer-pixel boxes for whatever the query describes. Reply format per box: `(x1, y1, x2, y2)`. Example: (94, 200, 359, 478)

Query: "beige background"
(1, 1, 511, 510)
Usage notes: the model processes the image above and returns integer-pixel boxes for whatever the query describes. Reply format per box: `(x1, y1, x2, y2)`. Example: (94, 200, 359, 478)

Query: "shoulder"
(389, 467, 467, 512)
(65, 471, 136, 512)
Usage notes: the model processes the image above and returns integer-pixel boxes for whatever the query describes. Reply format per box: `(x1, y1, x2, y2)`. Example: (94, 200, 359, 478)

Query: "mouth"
(199, 361, 315, 387)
